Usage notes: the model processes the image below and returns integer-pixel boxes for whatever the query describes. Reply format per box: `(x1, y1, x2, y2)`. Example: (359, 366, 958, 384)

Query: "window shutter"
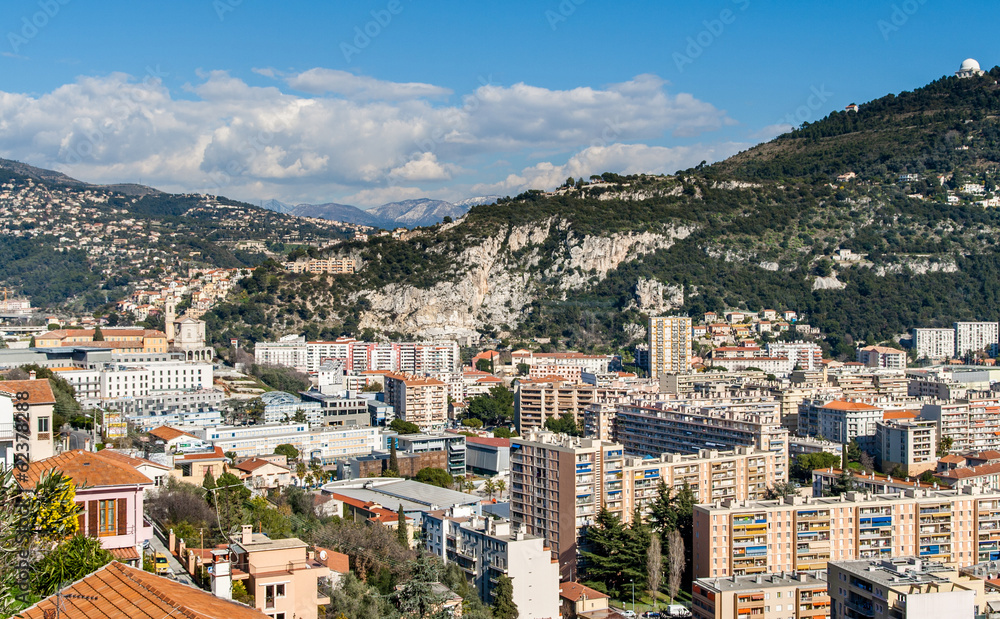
(88, 501, 98, 537)
(76, 502, 85, 533)
(117, 498, 128, 535)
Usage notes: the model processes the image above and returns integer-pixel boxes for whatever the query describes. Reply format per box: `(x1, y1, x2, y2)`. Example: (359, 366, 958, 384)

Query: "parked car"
(154, 553, 170, 575)
(621, 611, 637, 619)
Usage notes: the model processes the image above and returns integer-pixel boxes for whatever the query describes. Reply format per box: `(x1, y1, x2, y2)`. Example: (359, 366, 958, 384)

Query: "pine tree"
(202, 469, 216, 490)
(389, 440, 399, 475)
(396, 505, 408, 547)
(93, 325, 105, 342)
(491, 574, 518, 619)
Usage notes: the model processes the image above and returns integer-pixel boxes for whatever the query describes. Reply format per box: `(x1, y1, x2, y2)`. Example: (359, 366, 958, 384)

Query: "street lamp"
(631, 579, 635, 613)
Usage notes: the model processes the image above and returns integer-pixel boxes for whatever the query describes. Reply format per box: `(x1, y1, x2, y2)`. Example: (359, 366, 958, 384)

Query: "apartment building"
(828, 557, 985, 619)
(692, 486, 1000, 579)
(954, 321, 999, 357)
(648, 316, 693, 378)
(811, 469, 936, 498)
(423, 508, 560, 619)
(514, 377, 598, 432)
(383, 373, 448, 430)
(259, 390, 324, 424)
(913, 328, 955, 361)
(511, 350, 613, 375)
(395, 432, 466, 478)
(54, 361, 214, 402)
(623, 447, 779, 509)
(195, 423, 380, 463)
(797, 399, 891, 451)
(855, 346, 907, 371)
(613, 398, 789, 481)
(874, 418, 937, 476)
(282, 258, 355, 274)
(254, 336, 460, 374)
(509, 431, 624, 581)
(767, 342, 823, 371)
(921, 398, 1000, 452)
(829, 371, 908, 399)
(692, 571, 829, 619)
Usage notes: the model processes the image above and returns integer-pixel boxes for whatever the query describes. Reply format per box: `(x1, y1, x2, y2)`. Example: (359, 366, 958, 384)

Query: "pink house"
(18, 449, 154, 565)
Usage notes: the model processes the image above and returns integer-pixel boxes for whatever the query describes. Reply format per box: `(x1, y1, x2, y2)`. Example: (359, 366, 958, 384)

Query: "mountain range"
(259, 196, 500, 229)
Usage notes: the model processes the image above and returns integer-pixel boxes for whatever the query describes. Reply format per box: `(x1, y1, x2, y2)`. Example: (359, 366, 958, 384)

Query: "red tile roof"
(560, 581, 609, 602)
(821, 400, 880, 411)
(16, 561, 268, 619)
(0, 379, 56, 404)
(148, 426, 198, 442)
(16, 450, 153, 490)
(939, 455, 967, 464)
(467, 436, 511, 448)
(232, 457, 289, 473)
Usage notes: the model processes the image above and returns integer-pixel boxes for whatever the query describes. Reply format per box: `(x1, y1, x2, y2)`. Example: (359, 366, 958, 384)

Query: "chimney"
(28, 370, 36, 380)
(241, 524, 253, 545)
(210, 550, 232, 600)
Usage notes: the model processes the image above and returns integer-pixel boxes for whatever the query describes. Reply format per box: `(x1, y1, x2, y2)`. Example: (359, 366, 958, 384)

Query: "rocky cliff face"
(353, 221, 696, 341)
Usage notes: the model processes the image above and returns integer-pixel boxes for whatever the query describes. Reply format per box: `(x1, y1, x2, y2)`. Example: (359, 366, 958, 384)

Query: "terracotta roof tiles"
(560, 581, 610, 602)
(0, 379, 56, 404)
(16, 561, 268, 619)
(16, 450, 153, 490)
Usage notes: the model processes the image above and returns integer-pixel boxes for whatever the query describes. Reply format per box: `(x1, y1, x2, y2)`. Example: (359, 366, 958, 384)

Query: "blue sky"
(1, 0, 997, 206)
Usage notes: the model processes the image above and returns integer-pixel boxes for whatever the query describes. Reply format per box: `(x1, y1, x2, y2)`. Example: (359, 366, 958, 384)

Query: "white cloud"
(471, 142, 750, 195)
(283, 68, 452, 100)
(342, 185, 429, 207)
(0, 69, 739, 204)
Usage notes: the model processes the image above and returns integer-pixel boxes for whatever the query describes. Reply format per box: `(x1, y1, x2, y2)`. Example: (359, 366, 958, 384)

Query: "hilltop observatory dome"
(957, 58, 985, 78)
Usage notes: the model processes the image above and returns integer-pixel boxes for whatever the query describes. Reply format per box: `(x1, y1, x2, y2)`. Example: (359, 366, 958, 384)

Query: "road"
(148, 523, 198, 587)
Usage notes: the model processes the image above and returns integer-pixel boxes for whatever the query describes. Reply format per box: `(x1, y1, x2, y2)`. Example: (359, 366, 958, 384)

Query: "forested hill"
(205, 69, 1000, 356)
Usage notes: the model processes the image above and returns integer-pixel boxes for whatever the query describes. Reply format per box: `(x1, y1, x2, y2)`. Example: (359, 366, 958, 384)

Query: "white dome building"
(956, 58, 985, 78)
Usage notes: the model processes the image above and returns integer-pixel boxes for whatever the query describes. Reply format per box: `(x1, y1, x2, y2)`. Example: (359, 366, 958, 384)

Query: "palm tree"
(483, 479, 497, 500)
(495, 478, 506, 499)
(296, 462, 306, 484)
(463, 479, 475, 494)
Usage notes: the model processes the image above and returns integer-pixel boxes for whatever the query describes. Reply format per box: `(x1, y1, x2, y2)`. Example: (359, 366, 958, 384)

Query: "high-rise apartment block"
(254, 336, 460, 374)
(648, 316, 693, 378)
(912, 328, 955, 361)
(613, 398, 789, 481)
(383, 373, 448, 430)
(693, 486, 1000, 579)
(510, 432, 623, 581)
(954, 321, 999, 357)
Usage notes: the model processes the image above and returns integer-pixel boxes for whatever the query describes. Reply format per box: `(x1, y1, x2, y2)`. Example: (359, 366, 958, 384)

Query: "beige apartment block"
(648, 316, 693, 378)
(692, 571, 830, 619)
(383, 372, 448, 430)
(514, 377, 597, 432)
(693, 486, 1000, 580)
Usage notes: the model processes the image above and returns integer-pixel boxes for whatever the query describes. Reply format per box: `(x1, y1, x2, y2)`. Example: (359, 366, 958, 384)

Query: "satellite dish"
(319, 550, 328, 561)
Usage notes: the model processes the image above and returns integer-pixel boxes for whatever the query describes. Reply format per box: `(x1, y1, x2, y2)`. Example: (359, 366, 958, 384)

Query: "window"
(264, 584, 286, 609)
(98, 500, 116, 536)
(37, 417, 50, 433)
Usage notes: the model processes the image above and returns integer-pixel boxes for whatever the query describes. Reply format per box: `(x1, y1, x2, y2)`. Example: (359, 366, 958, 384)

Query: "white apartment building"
(767, 342, 823, 371)
(54, 362, 214, 402)
(196, 423, 380, 463)
(254, 336, 460, 374)
(856, 346, 907, 371)
(874, 418, 937, 476)
(648, 316, 693, 378)
(383, 373, 448, 430)
(913, 328, 956, 361)
(954, 321, 999, 357)
(423, 508, 560, 619)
